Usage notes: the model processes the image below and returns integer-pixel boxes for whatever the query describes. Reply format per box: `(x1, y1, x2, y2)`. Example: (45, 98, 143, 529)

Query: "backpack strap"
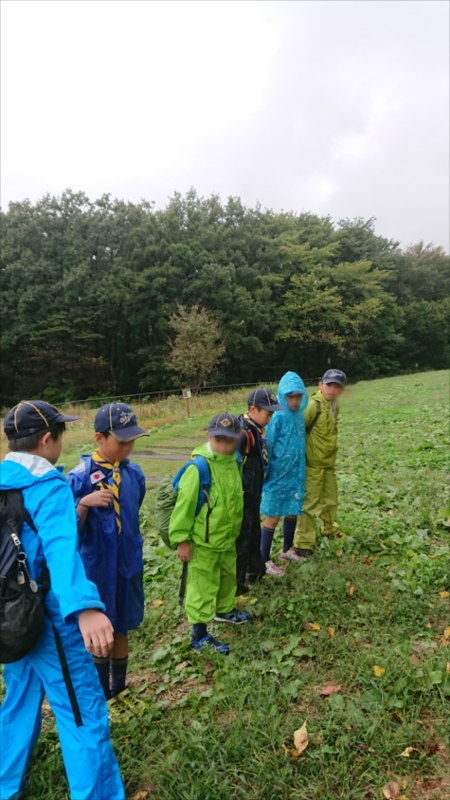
(306, 399, 321, 435)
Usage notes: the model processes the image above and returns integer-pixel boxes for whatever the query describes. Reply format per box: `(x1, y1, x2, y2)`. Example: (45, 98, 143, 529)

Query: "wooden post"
(182, 388, 191, 417)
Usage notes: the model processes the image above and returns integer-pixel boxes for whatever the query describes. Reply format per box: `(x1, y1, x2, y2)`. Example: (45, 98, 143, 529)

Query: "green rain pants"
(294, 466, 338, 551)
(185, 544, 237, 623)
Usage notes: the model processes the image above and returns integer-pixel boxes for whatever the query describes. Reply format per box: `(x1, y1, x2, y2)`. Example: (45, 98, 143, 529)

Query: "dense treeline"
(1, 189, 448, 406)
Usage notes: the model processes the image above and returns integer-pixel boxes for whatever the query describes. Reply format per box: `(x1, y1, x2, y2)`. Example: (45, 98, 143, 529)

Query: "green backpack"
(154, 456, 211, 549)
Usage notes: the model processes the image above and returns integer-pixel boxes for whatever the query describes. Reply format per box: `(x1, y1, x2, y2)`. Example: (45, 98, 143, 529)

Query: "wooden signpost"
(182, 388, 191, 417)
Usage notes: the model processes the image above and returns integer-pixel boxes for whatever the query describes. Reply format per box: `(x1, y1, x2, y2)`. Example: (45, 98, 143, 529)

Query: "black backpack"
(0, 490, 47, 663)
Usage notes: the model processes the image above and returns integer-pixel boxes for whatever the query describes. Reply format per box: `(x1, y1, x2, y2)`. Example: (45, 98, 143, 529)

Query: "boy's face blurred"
(208, 434, 237, 455)
(248, 405, 273, 427)
(286, 393, 303, 411)
(95, 432, 136, 462)
(319, 381, 345, 401)
(34, 431, 64, 465)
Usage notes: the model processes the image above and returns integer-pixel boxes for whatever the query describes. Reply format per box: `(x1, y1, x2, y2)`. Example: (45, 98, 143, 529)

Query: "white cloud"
(1, 0, 448, 248)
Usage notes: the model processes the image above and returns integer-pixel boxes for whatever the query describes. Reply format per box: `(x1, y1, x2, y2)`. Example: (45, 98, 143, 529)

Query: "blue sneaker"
(191, 633, 229, 654)
(214, 608, 250, 624)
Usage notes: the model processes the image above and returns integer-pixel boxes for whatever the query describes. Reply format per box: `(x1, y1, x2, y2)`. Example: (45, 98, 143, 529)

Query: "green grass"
(2, 372, 450, 799)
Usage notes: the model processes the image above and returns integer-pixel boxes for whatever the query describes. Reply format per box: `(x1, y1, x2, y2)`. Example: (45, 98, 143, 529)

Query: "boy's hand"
(78, 609, 114, 657)
(177, 541, 192, 562)
(78, 490, 115, 509)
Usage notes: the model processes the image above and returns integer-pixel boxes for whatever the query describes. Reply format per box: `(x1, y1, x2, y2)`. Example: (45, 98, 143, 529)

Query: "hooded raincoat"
(169, 442, 243, 624)
(0, 452, 124, 800)
(260, 372, 308, 517)
(67, 455, 146, 634)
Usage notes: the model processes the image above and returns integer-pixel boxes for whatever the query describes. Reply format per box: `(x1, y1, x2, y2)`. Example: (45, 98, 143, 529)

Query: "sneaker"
(214, 608, 250, 624)
(294, 548, 314, 559)
(235, 594, 259, 609)
(279, 548, 305, 563)
(265, 560, 285, 576)
(191, 633, 229, 654)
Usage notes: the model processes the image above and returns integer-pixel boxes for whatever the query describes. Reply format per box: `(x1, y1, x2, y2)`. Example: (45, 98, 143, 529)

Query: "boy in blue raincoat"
(0, 400, 125, 800)
(67, 403, 147, 699)
(260, 372, 308, 574)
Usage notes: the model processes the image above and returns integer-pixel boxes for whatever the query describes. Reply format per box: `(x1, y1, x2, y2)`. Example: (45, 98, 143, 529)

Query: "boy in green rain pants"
(294, 369, 346, 557)
(169, 413, 249, 653)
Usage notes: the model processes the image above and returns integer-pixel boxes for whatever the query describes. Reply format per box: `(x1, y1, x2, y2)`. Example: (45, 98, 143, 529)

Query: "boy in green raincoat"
(169, 413, 248, 653)
(294, 369, 346, 557)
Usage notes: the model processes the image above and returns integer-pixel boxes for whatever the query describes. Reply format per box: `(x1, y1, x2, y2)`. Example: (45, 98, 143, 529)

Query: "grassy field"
(1, 372, 449, 799)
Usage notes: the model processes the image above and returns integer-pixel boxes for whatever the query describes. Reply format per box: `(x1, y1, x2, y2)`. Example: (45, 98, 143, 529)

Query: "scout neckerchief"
(242, 413, 268, 472)
(91, 450, 122, 534)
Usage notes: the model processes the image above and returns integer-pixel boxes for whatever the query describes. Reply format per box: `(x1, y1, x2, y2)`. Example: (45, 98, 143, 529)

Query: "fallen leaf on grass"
(363, 643, 373, 649)
(388, 510, 394, 516)
(328, 627, 335, 638)
(257, 622, 264, 628)
(438, 591, 450, 599)
(132, 792, 149, 800)
(176, 661, 189, 672)
(149, 599, 164, 608)
(362, 556, 371, 566)
(282, 743, 299, 759)
(319, 684, 342, 696)
(373, 665, 386, 677)
(408, 654, 420, 666)
(400, 746, 420, 757)
(441, 626, 450, 645)
(293, 721, 309, 754)
(336, 549, 343, 556)
(382, 782, 401, 799)
(303, 622, 321, 631)
(347, 583, 355, 596)
(446, 661, 450, 674)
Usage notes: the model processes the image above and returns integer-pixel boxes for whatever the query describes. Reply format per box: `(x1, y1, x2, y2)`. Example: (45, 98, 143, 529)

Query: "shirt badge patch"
(90, 469, 106, 484)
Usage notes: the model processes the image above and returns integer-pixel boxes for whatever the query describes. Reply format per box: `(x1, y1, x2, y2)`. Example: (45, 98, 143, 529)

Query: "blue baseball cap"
(94, 403, 148, 441)
(4, 400, 80, 440)
(321, 369, 346, 386)
(207, 412, 241, 439)
(247, 387, 284, 411)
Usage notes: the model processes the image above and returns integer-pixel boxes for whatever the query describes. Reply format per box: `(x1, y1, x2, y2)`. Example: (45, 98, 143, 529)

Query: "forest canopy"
(1, 189, 448, 406)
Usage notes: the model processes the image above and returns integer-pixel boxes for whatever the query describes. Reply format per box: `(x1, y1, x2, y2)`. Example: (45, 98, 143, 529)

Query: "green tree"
(164, 305, 226, 394)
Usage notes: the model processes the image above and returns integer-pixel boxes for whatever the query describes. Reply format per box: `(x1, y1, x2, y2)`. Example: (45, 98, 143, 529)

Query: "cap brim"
(59, 414, 81, 422)
(260, 403, 284, 411)
(208, 429, 241, 440)
(111, 426, 149, 441)
(322, 379, 345, 386)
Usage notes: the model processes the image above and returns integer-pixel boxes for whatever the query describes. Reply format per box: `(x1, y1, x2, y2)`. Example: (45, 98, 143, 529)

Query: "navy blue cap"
(207, 412, 241, 439)
(321, 369, 346, 386)
(247, 387, 284, 412)
(4, 400, 80, 440)
(94, 403, 148, 441)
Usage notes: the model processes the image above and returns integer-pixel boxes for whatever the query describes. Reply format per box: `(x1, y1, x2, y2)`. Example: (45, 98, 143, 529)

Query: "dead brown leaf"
(176, 661, 189, 672)
(319, 684, 342, 696)
(328, 627, 335, 638)
(400, 746, 420, 757)
(382, 782, 401, 799)
(149, 599, 164, 608)
(347, 583, 356, 596)
(303, 622, 321, 631)
(293, 721, 309, 755)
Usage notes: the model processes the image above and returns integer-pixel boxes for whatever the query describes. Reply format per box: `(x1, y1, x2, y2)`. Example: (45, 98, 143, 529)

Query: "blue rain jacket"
(0, 453, 125, 800)
(260, 371, 308, 516)
(67, 456, 146, 635)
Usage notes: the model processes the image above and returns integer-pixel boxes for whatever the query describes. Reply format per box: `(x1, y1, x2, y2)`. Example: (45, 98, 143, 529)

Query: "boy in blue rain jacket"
(0, 400, 125, 800)
(67, 403, 147, 699)
(260, 372, 308, 574)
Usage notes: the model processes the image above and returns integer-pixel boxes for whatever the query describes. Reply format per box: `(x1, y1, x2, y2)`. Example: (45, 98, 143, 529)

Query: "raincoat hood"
(0, 452, 65, 491)
(277, 372, 308, 412)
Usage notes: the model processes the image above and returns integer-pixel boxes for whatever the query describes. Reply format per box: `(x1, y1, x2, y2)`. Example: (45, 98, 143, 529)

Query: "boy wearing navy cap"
(0, 400, 125, 799)
(235, 388, 283, 604)
(169, 412, 248, 653)
(67, 403, 147, 699)
(294, 369, 346, 557)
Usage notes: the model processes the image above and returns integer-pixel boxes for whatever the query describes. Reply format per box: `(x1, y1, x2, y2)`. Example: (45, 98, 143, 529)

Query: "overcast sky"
(1, 0, 448, 249)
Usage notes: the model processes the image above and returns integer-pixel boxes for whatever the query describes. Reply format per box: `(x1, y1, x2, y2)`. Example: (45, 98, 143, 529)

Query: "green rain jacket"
(304, 390, 339, 468)
(169, 442, 243, 551)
